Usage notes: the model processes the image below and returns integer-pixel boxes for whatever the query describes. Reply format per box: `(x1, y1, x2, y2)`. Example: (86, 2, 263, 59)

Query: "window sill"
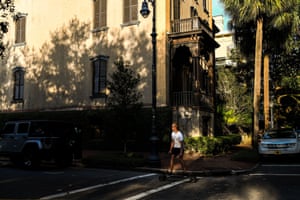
(11, 99, 24, 104)
(14, 42, 26, 47)
(90, 94, 107, 99)
(92, 26, 109, 33)
(120, 20, 140, 28)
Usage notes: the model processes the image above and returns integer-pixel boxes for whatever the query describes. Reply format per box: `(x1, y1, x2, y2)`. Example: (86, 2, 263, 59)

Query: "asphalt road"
(1, 157, 300, 200)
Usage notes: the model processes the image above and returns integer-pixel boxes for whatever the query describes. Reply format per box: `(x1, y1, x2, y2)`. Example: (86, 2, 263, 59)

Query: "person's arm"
(179, 140, 184, 155)
(169, 140, 174, 154)
(179, 133, 184, 156)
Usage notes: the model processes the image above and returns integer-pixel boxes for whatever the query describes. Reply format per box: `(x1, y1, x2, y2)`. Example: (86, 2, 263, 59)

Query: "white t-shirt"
(171, 131, 184, 148)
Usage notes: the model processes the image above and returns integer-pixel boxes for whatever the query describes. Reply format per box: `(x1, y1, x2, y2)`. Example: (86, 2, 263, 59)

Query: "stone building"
(0, 0, 219, 137)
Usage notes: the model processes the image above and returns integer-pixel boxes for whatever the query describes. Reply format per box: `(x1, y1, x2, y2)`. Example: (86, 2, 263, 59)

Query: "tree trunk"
(264, 54, 270, 130)
(253, 18, 263, 147)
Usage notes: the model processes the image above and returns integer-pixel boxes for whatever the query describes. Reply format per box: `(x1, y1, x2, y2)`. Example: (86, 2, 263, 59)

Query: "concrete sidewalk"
(139, 150, 259, 176)
(81, 145, 259, 176)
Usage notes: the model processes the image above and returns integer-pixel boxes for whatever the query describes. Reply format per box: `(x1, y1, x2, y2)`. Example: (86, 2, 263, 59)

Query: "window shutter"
(99, 59, 107, 92)
(99, 0, 107, 27)
(15, 16, 26, 43)
(131, 0, 138, 21)
(21, 17, 26, 42)
(93, 61, 100, 93)
(174, 0, 180, 20)
(94, 0, 100, 28)
(13, 70, 24, 100)
(124, 0, 130, 23)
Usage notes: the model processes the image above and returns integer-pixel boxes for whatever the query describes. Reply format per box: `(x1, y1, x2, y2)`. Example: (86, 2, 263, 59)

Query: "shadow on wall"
(2, 17, 156, 111)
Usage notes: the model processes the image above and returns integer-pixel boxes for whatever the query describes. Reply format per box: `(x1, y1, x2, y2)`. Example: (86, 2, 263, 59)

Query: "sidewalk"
(82, 145, 259, 176)
(142, 148, 258, 176)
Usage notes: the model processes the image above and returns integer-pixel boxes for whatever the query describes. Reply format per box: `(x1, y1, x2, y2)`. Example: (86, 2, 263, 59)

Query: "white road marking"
(123, 178, 190, 200)
(251, 164, 300, 176)
(39, 173, 157, 200)
(261, 164, 300, 167)
(250, 173, 300, 176)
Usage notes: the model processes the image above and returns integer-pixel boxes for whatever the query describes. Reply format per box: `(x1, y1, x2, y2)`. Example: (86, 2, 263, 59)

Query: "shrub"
(184, 134, 242, 155)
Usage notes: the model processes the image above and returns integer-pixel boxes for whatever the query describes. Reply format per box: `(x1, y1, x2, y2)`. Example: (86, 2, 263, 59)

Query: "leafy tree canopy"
(106, 57, 142, 110)
(106, 57, 143, 153)
(0, 0, 15, 57)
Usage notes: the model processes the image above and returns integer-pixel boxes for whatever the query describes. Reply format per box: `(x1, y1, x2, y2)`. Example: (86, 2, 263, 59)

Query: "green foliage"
(0, 1, 15, 57)
(106, 57, 143, 152)
(184, 134, 242, 155)
(107, 57, 142, 109)
(275, 93, 300, 128)
(216, 65, 252, 129)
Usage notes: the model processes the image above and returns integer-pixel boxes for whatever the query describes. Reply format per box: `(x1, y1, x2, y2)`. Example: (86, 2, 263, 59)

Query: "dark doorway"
(172, 46, 193, 92)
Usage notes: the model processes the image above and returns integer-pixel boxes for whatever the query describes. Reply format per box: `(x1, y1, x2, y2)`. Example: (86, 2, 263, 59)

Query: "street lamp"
(140, 0, 160, 167)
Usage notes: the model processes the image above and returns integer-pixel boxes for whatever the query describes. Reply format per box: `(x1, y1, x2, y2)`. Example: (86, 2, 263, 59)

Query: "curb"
(136, 162, 260, 177)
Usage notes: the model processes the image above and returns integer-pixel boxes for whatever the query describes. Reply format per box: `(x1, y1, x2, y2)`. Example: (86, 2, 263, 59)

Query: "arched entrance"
(172, 46, 193, 93)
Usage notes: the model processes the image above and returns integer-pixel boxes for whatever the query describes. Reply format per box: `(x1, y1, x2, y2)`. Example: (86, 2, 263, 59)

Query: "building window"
(203, 0, 208, 13)
(91, 56, 108, 98)
(173, 0, 180, 20)
(13, 67, 25, 101)
(15, 15, 26, 44)
(94, 0, 107, 29)
(123, 0, 138, 24)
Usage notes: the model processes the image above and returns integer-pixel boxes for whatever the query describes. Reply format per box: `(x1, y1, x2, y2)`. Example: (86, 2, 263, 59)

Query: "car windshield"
(263, 129, 296, 139)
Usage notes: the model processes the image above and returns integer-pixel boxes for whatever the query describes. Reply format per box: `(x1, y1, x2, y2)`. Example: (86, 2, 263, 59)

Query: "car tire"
(21, 147, 40, 169)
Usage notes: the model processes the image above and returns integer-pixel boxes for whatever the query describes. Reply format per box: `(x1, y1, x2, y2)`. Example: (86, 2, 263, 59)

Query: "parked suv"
(0, 120, 82, 168)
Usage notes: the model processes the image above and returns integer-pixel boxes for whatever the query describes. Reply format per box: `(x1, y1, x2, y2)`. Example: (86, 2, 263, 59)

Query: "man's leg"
(169, 154, 175, 173)
(179, 157, 186, 171)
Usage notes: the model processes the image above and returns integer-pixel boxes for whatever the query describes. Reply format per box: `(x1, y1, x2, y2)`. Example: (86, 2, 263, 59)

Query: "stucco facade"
(0, 0, 218, 137)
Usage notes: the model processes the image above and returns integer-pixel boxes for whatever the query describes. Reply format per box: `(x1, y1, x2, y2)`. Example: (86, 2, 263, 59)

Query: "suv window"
(2, 124, 15, 134)
(17, 123, 29, 134)
(29, 121, 48, 137)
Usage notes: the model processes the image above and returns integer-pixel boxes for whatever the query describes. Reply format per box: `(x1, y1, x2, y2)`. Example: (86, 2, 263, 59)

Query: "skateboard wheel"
(189, 176, 197, 182)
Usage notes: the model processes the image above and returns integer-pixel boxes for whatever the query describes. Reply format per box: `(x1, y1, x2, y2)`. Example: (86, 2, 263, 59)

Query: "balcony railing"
(172, 91, 194, 106)
(172, 91, 212, 107)
(170, 17, 212, 37)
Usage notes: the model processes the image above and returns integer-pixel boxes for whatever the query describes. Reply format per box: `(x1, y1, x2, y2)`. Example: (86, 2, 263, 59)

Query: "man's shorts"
(171, 147, 182, 156)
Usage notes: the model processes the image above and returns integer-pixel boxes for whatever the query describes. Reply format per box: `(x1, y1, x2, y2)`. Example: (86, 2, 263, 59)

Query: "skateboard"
(158, 170, 197, 182)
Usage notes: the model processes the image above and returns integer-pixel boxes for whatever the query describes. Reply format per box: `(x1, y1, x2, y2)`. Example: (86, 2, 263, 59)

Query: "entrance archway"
(172, 46, 193, 92)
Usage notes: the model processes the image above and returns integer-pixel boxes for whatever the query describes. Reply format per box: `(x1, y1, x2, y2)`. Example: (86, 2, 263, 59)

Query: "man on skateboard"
(168, 122, 186, 173)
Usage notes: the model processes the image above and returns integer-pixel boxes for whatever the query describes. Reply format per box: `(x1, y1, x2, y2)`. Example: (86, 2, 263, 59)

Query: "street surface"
(1, 157, 300, 199)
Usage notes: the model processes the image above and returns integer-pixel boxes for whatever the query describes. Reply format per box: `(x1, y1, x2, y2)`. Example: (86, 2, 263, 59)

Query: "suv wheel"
(22, 147, 40, 169)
